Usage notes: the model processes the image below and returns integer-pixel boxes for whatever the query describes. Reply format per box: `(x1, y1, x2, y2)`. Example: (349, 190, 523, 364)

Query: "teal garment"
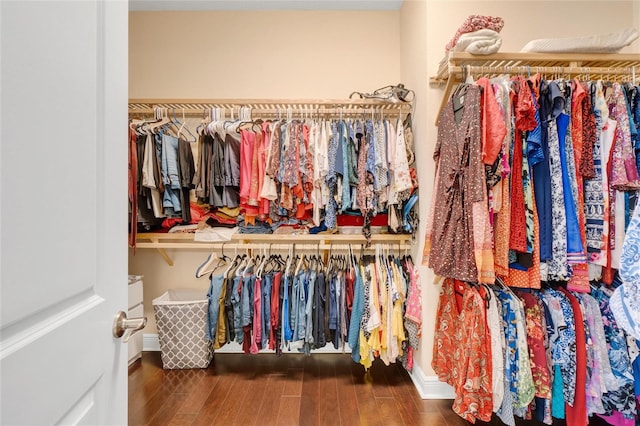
(551, 365, 565, 419)
(348, 266, 364, 363)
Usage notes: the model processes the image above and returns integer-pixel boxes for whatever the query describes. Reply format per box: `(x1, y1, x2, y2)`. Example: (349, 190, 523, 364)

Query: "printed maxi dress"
(423, 85, 488, 283)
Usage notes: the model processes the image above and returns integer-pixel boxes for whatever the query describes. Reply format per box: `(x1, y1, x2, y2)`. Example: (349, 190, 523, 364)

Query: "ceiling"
(129, 0, 404, 11)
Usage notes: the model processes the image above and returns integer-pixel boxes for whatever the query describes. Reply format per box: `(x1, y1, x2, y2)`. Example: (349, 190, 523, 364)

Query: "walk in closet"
(127, 2, 640, 425)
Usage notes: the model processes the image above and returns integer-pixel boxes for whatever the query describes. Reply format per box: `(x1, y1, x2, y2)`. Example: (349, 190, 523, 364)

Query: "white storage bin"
(152, 289, 212, 369)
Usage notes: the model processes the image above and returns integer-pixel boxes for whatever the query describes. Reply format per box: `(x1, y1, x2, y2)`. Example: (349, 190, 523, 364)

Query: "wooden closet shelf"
(430, 51, 640, 84)
(430, 51, 640, 124)
(134, 232, 413, 265)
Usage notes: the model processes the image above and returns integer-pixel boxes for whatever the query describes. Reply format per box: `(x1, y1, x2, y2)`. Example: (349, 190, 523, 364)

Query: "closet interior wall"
(128, 9, 410, 340)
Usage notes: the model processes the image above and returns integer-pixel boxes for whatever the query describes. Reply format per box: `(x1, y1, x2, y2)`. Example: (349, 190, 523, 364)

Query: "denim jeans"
(241, 268, 255, 327)
(291, 270, 307, 343)
(261, 274, 272, 349)
(304, 270, 317, 346)
(231, 276, 243, 343)
(282, 274, 293, 343)
(206, 274, 225, 341)
(313, 272, 327, 348)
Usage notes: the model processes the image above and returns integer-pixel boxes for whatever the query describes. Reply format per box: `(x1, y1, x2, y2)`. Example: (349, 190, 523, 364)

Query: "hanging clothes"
(426, 74, 640, 424)
(424, 78, 640, 288)
(199, 247, 420, 371)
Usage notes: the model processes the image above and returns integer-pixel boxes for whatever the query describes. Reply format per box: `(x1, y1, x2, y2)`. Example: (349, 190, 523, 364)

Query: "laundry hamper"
(152, 289, 213, 369)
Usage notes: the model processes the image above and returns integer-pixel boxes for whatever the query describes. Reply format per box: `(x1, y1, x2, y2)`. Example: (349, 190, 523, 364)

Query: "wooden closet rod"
(435, 64, 638, 125)
(129, 98, 412, 110)
(128, 107, 408, 117)
(450, 64, 636, 78)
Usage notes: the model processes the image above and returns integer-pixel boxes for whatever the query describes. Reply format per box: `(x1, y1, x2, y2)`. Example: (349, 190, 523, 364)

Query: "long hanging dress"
(423, 85, 487, 282)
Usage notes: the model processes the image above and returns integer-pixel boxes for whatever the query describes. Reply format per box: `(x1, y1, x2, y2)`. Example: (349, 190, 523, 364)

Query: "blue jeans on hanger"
(231, 276, 243, 344)
(261, 273, 272, 349)
(206, 274, 225, 341)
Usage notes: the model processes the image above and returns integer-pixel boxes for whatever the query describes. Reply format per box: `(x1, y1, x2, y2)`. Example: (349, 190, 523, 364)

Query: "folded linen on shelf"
(445, 14, 504, 53)
(453, 29, 503, 55)
(521, 27, 638, 53)
(194, 226, 238, 242)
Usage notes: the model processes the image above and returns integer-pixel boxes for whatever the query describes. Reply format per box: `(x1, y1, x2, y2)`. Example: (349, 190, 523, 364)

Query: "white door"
(1, 1, 129, 424)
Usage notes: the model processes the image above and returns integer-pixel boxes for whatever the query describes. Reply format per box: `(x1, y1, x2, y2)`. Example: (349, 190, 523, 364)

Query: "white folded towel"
(521, 27, 638, 53)
(438, 29, 503, 75)
(453, 29, 503, 55)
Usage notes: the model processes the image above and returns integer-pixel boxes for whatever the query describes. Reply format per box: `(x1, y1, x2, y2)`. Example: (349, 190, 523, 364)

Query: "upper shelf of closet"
(135, 232, 413, 266)
(136, 232, 412, 248)
(430, 51, 640, 124)
(430, 51, 640, 85)
(129, 98, 413, 116)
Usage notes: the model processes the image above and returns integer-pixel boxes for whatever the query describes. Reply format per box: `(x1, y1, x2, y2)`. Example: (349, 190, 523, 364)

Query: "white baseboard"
(143, 333, 456, 399)
(143, 333, 161, 351)
(408, 363, 456, 399)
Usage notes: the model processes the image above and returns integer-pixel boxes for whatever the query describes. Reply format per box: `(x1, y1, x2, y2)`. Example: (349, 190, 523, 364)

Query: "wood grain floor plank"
(219, 362, 264, 426)
(351, 363, 383, 426)
(298, 359, 319, 426)
(148, 393, 189, 426)
(282, 368, 304, 396)
(381, 364, 429, 425)
(276, 396, 301, 426)
(334, 357, 360, 425)
(416, 412, 451, 426)
(174, 372, 219, 416)
(255, 372, 288, 426)
(375, 398, 405, 426)
(131, 361, 198, 426)
(317, 362, 338, 426)
(367, 359, 394, 398)
(189, 371, 236, 426)
(167, 413, 197, 426)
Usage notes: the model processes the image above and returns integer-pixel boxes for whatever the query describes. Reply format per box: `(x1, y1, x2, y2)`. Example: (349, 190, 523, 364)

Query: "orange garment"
(432, 279, 493, 423)
(509, 77, 537, 254)
(509, 131, 528, 253)
(477, 77, 507, 165)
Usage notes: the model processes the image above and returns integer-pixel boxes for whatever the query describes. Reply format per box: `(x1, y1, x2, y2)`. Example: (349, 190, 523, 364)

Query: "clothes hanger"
(194, 244, 230, 278)
(175, 108, 197, 143)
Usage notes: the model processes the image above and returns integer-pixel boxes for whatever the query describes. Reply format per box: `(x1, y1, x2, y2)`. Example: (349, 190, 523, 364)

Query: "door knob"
(112, 310, 147, 343)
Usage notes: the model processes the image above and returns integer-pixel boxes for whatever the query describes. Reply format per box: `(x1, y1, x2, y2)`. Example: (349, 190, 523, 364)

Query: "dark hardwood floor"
(129, 352, 620, 425)
(128, 351, 467, 426)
